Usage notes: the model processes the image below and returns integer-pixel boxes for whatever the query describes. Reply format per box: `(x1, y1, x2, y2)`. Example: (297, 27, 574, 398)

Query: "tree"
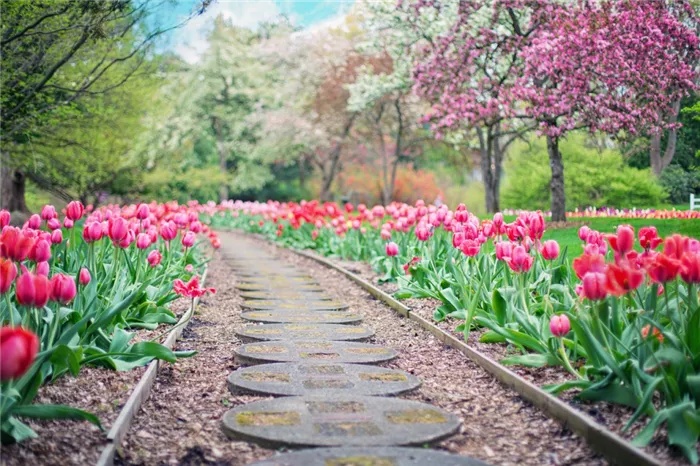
(0, 0, 210, 211)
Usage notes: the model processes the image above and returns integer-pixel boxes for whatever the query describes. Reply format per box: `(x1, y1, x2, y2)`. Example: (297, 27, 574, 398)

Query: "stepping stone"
(239, 291, 333, 300)
(221, 395, 460, 448)
(235, 340, 397, 365)
(241, 311, 362, 325)
(228, 362, 420, 396)
(236, 323, 374, 342)
(249, 447, 491, 466)
(241, 300, 349, 311)
(236, 283, 325, 292)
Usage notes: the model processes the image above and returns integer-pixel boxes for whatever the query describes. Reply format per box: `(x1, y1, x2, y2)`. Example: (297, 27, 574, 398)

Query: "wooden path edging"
(285, 246, 662, 466)
(95, 268, 209, 466)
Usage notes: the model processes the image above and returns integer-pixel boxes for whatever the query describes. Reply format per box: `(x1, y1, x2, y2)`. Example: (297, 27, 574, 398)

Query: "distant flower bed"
(502, 207, 700, 219)
(211, 199, 700, 462)
(0, 201, 217, 443)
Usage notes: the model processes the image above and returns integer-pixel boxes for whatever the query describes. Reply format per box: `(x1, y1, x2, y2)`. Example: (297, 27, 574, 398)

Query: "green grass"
(504, 216, 700, 259)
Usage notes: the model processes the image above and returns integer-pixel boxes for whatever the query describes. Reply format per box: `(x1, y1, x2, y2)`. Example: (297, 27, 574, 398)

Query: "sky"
(158, 1, 355, 63)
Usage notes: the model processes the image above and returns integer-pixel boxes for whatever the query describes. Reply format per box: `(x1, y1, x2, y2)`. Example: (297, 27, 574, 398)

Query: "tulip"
(578, 225, 591, 242)
(182, 231, 195, 248)
(108, 217, 128, 243)
(66, 201, 85, 221)
(663, 234, 688, 260)
(647, 254, 680, 283)
(386, 242, 399, 257)
(0, 327, 39, 381)
(49, 273, 77, 304)
(505, 245, 533, 273)
(173, 276, 215, 298)
(540, 240, 560, 261)
(189, 221, 202, 233)
(0, 227, 35, 262)
(47, 218, 61, 231)
(28, 239, 51, 263)
(605, 263, 644, 296)
(136, 233, 151, 250)
(33, 274, 50, 308)
(639, 226, 662, 250)
(117, 229, 135, 248)
(311, 230, 319, 240)
(82, 221, 103, 243)
(160, 221, 177, 241)
(495, 241, 513, 261)
(572, 253, 606, 280)
(459, 239, 480, 257)
(50, 229, 63, 245)
(493, 212, 504, 232)
(136, 203, 150, 220)
(41, 205, 57, 221)
(380, 229, 391, 240)
(452, 232, 464, 248)
(0, 210, 10, 229)
(641, 325, 664, 344)
(63, 217, 74, 229)
(15, 269, 49, 308)
(0, 258, 17, 294)
(582, 272, 607, 300)
(79, 267, 91, 285)
(27, 214, 41, 230)
(549, 314, 571, 337)
(36, 261, 49, 277)
(607, 225, 635, 255)
(528, 211, 545, 240)
(147, 250, 162, 267)
(680, 254, 700, 283)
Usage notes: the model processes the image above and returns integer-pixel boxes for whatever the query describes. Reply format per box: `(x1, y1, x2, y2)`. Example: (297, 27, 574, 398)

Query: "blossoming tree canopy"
(408, 0, 699, 220)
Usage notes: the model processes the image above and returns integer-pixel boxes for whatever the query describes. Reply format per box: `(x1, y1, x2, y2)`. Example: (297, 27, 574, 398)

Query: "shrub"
(502, 133, 667, 210)
(659, 164, 700, 204)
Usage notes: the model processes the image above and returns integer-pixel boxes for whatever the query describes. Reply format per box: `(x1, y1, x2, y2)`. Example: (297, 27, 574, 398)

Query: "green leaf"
(501, 353, 561, 368)
(109, 327, 133, 353)
(129, 342, 176, 363)
(492, 288, 507, 326)
(623, 377, 663, 432)
(1, 417, 37, 443)
(579, 383, 639, 409)
(11, 404, 102, 431)
(49, 345, 81, 377)
(479, 330, 506, 344)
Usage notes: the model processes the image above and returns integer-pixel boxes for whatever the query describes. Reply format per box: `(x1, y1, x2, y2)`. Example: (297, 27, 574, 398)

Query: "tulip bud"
(147, 250, 162, 267)
(66, 201, 85, 221)
(136, 233, 151, 250)
(549, 314, 571, 337)
(108, 217, 128, 243)
(0, 327, 39, 381)
(540, 240, 560, 261)
(41, 205, 57, 221)
(182, 231, 195, 248)
(185, 264, 194, 273)
(47, 218, 61, 231)
(582, 272, 607, 300)
(578, 226, 591, 242)
(79, 267, 91, 285)
(189, 221, 202, 233)
(33, 274, 50, 308)
(160, 221, 177, 241)
(15, 271, 35, 306)
(385, 242, 399, 257)
(27, 214, 41, 230)
(136, 203, 150, 220)
(0, 210, 10, 229)
(50, 273, 77, 304)
(51, 229, 63, 245)
(63, 217, 74, 229)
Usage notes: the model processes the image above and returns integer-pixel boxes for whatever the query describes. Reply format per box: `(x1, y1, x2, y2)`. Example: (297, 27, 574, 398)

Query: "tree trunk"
(650, 99, 681, 177)
(318, 113, 357, 203)
(547, 134, 566, 222)
(0, 162, 29, 213)
(477, 127, 501, 213)
(213, 117, 228, 202)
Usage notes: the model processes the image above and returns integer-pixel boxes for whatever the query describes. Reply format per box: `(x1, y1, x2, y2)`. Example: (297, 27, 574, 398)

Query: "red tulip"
(66, 201, 84, 221)
(647, 254, 680, 283)
(172, 276, 215, 298)
(15, 269, 50, 308)
(664, 234, 688, 260)
(549, 314, 571, 337)
(582, 272, 607, 300)
(182, 231, 195, 248)
(605, 263, 644, 296)
(540, 240, 560, 261)
(607, 225, 635, 255)
(0, 227, 35, 262)
(385, 242, 399, 257)
(572, 253, 606, 280)
(0, 327, 39, 381)
(33, 274, 50, 308)
(49, 273, 77, 304)
(147, 250, 162, 267)
(79, 267, 91, 285)
(0, 258, 17, 294)
(638, 226, 662, 251)
(680, 254, 700, 283)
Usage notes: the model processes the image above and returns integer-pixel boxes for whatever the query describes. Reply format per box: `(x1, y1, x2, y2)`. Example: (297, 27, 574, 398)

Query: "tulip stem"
(5, 293, 14, 327)
(558, 339, 583, 380)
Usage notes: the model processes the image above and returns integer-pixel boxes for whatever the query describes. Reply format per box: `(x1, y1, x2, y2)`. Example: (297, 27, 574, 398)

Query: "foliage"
(502, 135, 666, 210)
(339, 164, 441, 205)
(660, 165, 700, 204)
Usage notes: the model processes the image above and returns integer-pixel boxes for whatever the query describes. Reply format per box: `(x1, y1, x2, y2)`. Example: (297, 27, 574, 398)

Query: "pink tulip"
(49, 273, 77, 304)
(26, 214, 41, 230)
(0, 327, 39, 382)
(47, 218, 61, 230)
(63, 217, 74, 229)
(50, 229, 63, 245)
(452, 232, 464, 248)
(36, 262, 49, 277)
(108, 217, 128, 242)
(549, 314, 571, 337)
(386, 242, 399, 257)
(147, 250, 162, 267)
(495, 241, 513, 261)
(460, 239, 480, 257)
(28, 239, 51, 263)
(79, 268, 91, 285)
(540, 240, 560, 261)
(136, 233, 151, 249)
(182, 231, 195, 248)
(380, 229, 391, 240)
(505, 245, 534, 273)
(582, 272, 607, 300)
(65, 201, 84, 221)
(160, 221, 177, 241)
(578, 226, 591, 242)
(41, 205, 57, 220)
(136, 203, 150, 220)
(0, 210, 10, 229)
(82, 221, 103, 243)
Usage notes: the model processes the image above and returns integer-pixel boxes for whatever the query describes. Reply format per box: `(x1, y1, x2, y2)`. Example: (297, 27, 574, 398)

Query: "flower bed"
(210, 199, 700, 464)
(0, 201, 217, 445)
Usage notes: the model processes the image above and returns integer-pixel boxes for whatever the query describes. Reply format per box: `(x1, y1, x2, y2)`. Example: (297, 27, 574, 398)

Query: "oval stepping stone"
(239, 291, 333, 300)
(249, 447, 491, 466)
(234, 271, 311, 278)
(235, 340, 397, 365)
(228, 362, 420, 396)
(221, 395, 460, 448)
(238, 276, 315, 284)
(241, 311, 362, 325)
(236, 283, 325, 292)
(241, 300, 349, 311)
(236, 323, 373, 342)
